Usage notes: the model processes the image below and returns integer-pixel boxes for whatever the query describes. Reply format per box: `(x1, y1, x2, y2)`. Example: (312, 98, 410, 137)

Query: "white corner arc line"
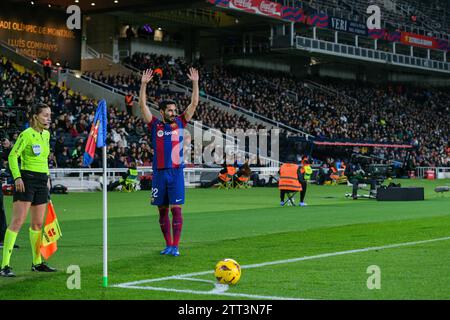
(114, 284, 306, 300)
(112, 236, 450, 298)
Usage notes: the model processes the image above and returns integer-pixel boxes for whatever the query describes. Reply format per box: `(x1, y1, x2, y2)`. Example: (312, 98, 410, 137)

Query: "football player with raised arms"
(138, 67, 199, 256)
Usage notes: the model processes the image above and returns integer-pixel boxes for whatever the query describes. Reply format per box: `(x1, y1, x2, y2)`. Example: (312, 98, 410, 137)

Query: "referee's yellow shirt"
(8, 127, 50, 180)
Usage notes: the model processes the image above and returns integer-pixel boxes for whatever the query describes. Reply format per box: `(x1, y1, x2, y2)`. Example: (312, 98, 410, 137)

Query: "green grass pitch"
(1, 179, 449, 300)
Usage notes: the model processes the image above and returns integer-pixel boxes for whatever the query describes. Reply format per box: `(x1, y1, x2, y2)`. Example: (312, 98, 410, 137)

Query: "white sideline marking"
(113, 236, 450, 299)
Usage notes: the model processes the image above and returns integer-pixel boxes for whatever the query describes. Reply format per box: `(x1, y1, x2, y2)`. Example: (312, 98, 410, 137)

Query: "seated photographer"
(315, 164, 328, 185)
(107, 162, 138, 191)
(346, 163, 378, 199)
(201, 162, 236, 188)
(329, 163, 340, 182)
(218, 163, 236, 188)
(233, 161, 251, 188)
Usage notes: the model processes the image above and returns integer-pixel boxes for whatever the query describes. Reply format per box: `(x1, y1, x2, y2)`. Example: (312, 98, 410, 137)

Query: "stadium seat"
(283, 191, 298, 206)
(234, 176, 251, 189)
(335, 175, 348, 185)
(120, 180, 138, 192)
(120, 174, 139, 192)
(217, 175, 233, 189)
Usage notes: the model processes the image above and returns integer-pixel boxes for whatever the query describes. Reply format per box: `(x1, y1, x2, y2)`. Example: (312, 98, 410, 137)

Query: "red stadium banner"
(228, 0, 282, 19)
(400, 32, 438, 50)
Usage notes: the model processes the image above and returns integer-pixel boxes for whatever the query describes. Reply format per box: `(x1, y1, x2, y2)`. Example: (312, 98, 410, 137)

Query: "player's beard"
(165, 115, 176, 123)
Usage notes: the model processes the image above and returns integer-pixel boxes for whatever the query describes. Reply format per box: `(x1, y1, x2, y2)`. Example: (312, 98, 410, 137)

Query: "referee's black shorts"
(13, 170, 49, 206)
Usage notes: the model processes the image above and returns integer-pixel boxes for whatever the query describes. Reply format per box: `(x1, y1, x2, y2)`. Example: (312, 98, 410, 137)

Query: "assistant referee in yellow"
(1, 104, 56, 277)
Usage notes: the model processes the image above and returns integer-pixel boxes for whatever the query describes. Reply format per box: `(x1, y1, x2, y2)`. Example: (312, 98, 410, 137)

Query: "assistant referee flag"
(40, 201, 62, 260)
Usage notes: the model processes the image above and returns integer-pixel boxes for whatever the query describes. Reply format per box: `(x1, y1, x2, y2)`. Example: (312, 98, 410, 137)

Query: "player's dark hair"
(30, 103, 50, 116)
(29, 103, 50, 127)
(159, 100, 176, 111)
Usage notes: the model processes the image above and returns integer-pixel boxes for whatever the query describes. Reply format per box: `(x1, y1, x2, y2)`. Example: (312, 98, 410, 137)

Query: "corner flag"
(80, 99, 109, 287)
(83, 99, 107, 167)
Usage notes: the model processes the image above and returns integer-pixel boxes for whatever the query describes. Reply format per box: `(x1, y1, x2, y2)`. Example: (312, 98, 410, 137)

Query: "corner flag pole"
(83, 99, 108, 288)
(102, 145, 108, 287)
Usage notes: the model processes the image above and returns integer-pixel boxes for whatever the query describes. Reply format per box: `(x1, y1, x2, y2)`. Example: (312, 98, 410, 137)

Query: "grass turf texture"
(0, 179, 449, 300)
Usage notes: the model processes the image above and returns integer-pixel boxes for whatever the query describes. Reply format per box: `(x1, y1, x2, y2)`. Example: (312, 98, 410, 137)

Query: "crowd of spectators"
(119, 52, 449, 167)
(2, 52, 449, 169)
(1, 55, 261, 171)
(84, 59, 264, 133)
(0, 56, 154, 170)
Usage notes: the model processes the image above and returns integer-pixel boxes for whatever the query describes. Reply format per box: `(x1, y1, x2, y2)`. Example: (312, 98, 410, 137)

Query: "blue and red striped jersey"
(147, 114, 187, 170)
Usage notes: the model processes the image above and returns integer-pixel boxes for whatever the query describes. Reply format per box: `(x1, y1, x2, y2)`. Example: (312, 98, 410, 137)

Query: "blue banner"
(328, 16, 367, 36)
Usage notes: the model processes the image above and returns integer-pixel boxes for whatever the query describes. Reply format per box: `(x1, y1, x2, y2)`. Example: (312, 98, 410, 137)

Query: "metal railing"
(85, 46, 101, 59)
(296, 36, 450, 74)
(47, 166, 281, 191)
(415, 167, 450, 179)
(83, 46, 118, 63)
(304, 80, 359, 103)
(123, 63, 141, 73)
(303, 0, 450, 40)
(259, 77, 299, 102)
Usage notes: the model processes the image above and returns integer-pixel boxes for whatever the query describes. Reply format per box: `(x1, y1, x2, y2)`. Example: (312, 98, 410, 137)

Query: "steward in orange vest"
(43, 58, 52, 67)
(279, 163, 305, 206)
(125, 94, 133, 106)
(218, 165, 236, 183)
(200, 164, 236, 189)
(234, 161, 251, 187)
(43, 57, 52, 80)
(330, 165, 339, 181)
(125, 92, 134, 115)
(278, 163, 302, 192)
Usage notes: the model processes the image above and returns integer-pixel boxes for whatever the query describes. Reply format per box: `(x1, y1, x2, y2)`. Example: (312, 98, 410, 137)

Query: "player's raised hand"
(141, 69, 154, 85)
(187, 67, 199, 82)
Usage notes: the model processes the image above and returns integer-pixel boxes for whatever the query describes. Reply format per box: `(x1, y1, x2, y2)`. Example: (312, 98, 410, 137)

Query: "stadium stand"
(83, 70, 262, 133)
(280, 0, 450, 37)
(117, 52, 449, 167)
(1, 0, 449, 170)
(0, 55, 154, 169)
(3, 49, 448, 168)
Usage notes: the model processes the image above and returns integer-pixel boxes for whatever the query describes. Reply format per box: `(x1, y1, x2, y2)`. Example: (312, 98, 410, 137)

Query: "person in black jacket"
(0, 174, 7, 247)
(0, 163, 19, 249)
